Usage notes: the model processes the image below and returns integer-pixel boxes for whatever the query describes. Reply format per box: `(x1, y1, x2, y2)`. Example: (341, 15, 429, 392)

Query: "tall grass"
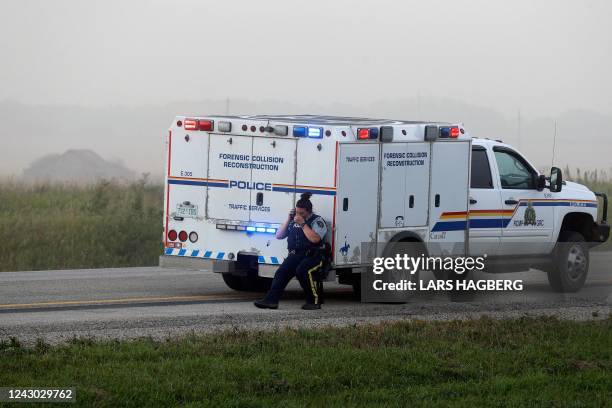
(0, 179, 163, 272)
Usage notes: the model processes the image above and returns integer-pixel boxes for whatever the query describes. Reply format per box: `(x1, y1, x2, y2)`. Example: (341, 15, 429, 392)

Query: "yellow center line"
(0, 294, 258, 309)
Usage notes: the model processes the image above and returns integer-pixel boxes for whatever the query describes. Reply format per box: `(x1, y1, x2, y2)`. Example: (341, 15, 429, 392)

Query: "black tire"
(547, 231, 589, 293)
(222, 272, 272, 292)
(380, 240, 421, 303)
(222, 273, 245, 291)
(447, 269, 476, 302)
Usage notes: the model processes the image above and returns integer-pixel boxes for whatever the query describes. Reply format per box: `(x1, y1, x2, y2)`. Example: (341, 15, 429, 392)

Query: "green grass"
(0, 317, 610, 407)
(0, 180, 163, 272)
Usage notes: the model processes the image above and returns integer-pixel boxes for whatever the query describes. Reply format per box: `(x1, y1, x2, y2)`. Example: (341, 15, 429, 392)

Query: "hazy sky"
(1, 0, 611, 117)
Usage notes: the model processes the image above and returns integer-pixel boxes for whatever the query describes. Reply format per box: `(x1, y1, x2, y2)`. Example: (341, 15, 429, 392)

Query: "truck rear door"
(250, 137, 297, 222)
(428, 140, 470, 256)
(334, 143, 379, 265)
(207, 134, 252, 221)
(207, 134, 297, 223)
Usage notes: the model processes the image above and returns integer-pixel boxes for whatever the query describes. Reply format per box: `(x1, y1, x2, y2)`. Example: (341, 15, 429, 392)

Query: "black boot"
(254, 299, 278, 309)
(301, 303, 321, 310)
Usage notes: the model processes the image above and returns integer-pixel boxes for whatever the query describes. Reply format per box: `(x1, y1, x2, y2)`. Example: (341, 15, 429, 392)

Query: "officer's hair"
(296, 192, 313, 212)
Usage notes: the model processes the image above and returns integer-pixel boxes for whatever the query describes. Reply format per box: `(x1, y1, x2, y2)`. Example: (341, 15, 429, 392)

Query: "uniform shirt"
(287, 213, 328, 251)
(309, 215, 328, 241)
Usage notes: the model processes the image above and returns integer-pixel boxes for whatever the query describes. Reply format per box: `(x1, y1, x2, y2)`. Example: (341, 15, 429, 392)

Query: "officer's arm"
(301, 223, 322, 244)
(275, 218, 290, 240)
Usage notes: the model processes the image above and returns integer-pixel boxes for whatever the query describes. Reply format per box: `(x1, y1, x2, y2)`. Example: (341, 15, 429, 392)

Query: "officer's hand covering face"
(295, 207, 310, 221)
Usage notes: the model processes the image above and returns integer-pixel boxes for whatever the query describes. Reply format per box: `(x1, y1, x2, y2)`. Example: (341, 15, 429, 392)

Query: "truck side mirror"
(549, 167, 563, 192)
(536, 174, 546, 191)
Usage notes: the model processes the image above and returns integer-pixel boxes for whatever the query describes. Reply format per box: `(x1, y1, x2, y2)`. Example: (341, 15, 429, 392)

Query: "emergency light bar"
(216, 223, 277, 234)
(439, 126, 460, 138)
(357, 128, 379, 140)
(184, 119, 214, 132)
(293, 126, 323, 138)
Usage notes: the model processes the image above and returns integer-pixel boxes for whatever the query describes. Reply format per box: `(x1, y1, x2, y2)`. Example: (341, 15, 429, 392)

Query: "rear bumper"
(159, 254, 281, 278)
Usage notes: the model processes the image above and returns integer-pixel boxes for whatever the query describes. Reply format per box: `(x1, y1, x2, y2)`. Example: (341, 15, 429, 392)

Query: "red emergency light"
(183, 119, 214, 131)
(358, 128, 370, 139)
(450, 127, 460, 138)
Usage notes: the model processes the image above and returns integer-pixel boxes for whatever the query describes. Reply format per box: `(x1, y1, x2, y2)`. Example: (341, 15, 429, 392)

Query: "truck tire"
(222, 273, 246, 291)
(380, 239, 421, 302)
(547, 231, 589, 293)
(222, 272, 272, 292)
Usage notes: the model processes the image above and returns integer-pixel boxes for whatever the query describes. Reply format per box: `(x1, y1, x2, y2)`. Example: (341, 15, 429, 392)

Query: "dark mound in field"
(23, 149, 137, 183)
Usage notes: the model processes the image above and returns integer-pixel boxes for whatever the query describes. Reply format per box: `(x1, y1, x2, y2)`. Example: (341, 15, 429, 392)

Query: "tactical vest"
(287, 213, 322, 252)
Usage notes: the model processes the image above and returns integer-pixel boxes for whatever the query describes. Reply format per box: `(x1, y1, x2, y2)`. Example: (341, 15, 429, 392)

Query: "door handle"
(469, 198, 477, 205)
(342, 198, 349, 211)
(434, 194, 440, 208)
(505, 199, 518, 205)
(256, 192, 264, 206)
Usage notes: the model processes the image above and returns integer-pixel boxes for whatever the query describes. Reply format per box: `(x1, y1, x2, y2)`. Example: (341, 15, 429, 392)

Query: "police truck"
(161, 115, 609, 294)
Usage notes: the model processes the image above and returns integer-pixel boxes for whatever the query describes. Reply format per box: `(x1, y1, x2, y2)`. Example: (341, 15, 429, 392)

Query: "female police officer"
(254, 192, 327, 310)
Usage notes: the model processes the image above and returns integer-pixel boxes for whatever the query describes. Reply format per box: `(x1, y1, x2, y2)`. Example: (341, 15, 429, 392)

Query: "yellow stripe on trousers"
(307, 260, 323, 304)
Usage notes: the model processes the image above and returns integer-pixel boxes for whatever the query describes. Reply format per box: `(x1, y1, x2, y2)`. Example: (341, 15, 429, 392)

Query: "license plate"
(176, 203, 198, 219)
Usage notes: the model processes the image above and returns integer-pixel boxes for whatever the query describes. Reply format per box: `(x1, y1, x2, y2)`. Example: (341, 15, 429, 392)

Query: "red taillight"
(178, 230, 188, 242)
(198, 120, 213, 131)
(450, 127, 460, 138)
(168, 230, 178, 241)
(357, 128, 370, 140)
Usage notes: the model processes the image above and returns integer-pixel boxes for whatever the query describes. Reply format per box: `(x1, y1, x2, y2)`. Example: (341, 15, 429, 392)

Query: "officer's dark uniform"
(262, 213, 327, 305)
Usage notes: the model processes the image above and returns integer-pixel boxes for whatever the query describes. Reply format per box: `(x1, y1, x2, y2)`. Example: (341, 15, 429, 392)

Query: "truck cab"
(469, 138, 609, 291)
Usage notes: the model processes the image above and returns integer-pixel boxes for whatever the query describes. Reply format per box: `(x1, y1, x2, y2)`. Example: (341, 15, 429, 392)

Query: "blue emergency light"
(307, 127, 323, 138)
(218, 224, 276, 234)
(293, 126, 307, 137)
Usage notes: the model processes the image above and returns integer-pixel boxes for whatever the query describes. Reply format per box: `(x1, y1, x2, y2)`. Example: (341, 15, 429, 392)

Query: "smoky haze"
(1, 0, 611, 179)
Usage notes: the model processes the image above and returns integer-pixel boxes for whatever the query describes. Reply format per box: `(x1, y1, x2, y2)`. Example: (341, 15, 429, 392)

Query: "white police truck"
(161, 115, 609, 293)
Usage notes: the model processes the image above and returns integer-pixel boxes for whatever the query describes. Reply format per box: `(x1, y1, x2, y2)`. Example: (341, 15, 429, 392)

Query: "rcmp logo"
(524, 201, 536, 226)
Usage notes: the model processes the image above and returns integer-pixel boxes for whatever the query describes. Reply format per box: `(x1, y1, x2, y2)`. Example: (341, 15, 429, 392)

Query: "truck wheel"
(222, 273, 245, 291)
(547, 231, 589, 293)
(222, 272, 272, 292)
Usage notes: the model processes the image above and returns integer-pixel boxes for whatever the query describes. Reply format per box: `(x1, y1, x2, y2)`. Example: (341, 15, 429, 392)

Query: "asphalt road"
(1, 252, 611, 345)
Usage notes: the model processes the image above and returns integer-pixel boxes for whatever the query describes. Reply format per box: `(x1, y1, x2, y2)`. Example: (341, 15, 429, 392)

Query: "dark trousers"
(263, 252, 324, 305)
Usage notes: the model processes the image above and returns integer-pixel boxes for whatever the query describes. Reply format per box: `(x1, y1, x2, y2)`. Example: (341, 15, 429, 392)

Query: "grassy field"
(0, 317, 610, 407)
(0, 175, 610, 272)
(0, 180, 163, 272)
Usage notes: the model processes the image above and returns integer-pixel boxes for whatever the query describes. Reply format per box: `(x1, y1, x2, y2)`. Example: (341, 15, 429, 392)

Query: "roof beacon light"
(357, 128, 370, 140)
(184, 119, 198, 131)
(307, 127, 323, 138)
(274, 125, 288, 136)
(198, 120, 213, 131)
(369, 127, 379, 139)
(293, 126, 307, 137)
(218, 121, 232, 132)
(439, 126, 460, 139)
(184, 119, 213, 132)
